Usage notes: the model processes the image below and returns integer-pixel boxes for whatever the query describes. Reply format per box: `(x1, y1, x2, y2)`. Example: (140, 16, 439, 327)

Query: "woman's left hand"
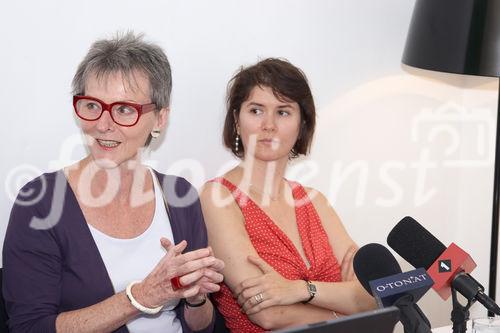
(196, 246, 225, 294)
(340, 245, 358, 282)
(161, 239, 224, 296)
(234, 256, 306, 315)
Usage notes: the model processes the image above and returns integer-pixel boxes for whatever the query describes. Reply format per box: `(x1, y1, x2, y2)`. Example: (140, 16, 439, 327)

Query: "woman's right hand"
(131, 239, 221, 308)
(340, 245, 358, 282)
(235, 256, 306, 315)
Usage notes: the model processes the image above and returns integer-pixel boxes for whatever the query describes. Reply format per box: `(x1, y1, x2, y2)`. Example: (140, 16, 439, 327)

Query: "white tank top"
(89, 169, 182, 333)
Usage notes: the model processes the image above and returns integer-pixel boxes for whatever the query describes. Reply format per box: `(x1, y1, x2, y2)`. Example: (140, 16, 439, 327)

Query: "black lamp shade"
(402, 0, 500, 314)
(402, 0, 500, 77)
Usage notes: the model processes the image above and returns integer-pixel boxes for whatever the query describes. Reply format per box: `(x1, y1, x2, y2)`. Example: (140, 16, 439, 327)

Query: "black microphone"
(353, 243, 432, 333)
(387, 216, 500, 315)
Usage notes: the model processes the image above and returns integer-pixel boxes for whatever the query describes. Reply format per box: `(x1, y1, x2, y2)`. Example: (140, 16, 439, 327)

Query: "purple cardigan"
(3, 169, 215, 333)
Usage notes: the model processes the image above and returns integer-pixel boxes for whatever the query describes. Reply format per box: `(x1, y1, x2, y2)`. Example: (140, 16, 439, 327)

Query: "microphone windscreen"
(353, 243, 402, 295)
(387, 216, 446, 269)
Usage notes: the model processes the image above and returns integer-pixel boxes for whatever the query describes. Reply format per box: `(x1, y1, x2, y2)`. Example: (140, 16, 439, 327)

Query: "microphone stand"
(450, 287, 474, 333)
(450, 272, 500, 332)
(393, 295, 432, 333)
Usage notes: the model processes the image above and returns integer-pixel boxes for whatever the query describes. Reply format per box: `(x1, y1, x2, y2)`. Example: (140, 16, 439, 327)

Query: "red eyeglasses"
(73, 95, 156, 127)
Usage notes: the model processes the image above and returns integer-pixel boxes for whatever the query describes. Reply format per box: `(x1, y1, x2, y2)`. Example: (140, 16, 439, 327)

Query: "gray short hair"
(72, 32, 172, 110)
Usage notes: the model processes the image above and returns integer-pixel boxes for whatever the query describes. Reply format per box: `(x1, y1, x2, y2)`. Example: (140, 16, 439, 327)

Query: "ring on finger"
(254, 293, 264, 304)
(171, 276, 184, 290)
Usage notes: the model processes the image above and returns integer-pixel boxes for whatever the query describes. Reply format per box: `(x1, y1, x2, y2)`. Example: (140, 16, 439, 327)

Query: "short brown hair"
(223, 58, 316, 158)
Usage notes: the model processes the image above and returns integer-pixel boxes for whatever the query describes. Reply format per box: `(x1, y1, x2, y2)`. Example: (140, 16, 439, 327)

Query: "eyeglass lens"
(75, 98, 139, 126)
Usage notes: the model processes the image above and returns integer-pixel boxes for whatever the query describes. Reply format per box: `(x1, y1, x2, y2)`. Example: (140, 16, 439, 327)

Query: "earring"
(151, 129, 161, 138)
(235, 134, 240, 152)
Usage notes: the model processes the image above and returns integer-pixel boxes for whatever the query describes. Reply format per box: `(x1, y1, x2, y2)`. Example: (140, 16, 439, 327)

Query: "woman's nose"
(261, 113, 276, 131)
(95, 110, 115, 132)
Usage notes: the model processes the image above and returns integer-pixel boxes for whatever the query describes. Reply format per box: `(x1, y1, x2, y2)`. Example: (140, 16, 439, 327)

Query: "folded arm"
(304, 188, 376, 313)
(200, 183, 336, 330)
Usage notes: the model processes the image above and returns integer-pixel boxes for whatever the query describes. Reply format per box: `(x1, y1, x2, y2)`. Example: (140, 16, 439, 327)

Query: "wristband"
(126, 281, 163, 314)
(301, 280, 317, 304)
(185, 295, 207, 307)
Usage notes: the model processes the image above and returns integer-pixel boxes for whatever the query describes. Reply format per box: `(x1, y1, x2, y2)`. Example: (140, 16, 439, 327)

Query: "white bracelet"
(126, 281, 163, 315)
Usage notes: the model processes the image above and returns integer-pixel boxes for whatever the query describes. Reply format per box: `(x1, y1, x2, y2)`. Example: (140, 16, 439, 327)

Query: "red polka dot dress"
(211, 178, 342, 332)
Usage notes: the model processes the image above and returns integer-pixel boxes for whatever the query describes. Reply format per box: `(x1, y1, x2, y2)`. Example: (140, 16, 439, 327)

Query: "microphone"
(387, 216, 500, 315)
(354, 243, 432, 333)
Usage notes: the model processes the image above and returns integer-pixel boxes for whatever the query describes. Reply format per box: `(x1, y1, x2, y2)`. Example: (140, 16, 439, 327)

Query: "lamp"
(402, 0, 500, 317)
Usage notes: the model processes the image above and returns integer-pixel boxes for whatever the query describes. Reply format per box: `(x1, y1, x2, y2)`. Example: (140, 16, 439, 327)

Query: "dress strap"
(286, 180, 313, 207)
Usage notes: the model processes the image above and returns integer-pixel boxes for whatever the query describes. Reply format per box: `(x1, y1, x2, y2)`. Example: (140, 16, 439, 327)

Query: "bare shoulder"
(199, 181, 233, 204)
(302, 185, 346, 229)
(199, 181, 242, 227)
(303, 186, 330, 207)
(199, 180, 249, 254)
(302, 186, 338, 221)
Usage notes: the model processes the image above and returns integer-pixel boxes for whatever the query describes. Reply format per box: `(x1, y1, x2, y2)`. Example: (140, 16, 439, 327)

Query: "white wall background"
(1, 0, 498, 330)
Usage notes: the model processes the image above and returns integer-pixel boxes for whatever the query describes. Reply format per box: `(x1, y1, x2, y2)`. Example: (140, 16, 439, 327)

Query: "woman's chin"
(251, 151, 290, 163)
(89, 156, 120, 169)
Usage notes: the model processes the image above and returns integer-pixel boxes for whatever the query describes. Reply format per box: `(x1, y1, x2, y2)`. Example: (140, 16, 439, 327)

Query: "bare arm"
(56, 292, 218, 333)
(55, 292, 138, 333)
(305, 189, 376, 313)
(235, 255, 374, 317)
(56, 240, 222, 333)
(232, 189, 376, 317)
(200, 183, 335, 330)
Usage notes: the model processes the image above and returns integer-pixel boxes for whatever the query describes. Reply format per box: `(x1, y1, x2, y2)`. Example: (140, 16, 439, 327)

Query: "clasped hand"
(134, 238, 225, 308)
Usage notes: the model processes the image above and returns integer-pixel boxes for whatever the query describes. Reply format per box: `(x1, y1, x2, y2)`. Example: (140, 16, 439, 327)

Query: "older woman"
(3, 33, 224, 333)
(200, 58, 375, 332)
